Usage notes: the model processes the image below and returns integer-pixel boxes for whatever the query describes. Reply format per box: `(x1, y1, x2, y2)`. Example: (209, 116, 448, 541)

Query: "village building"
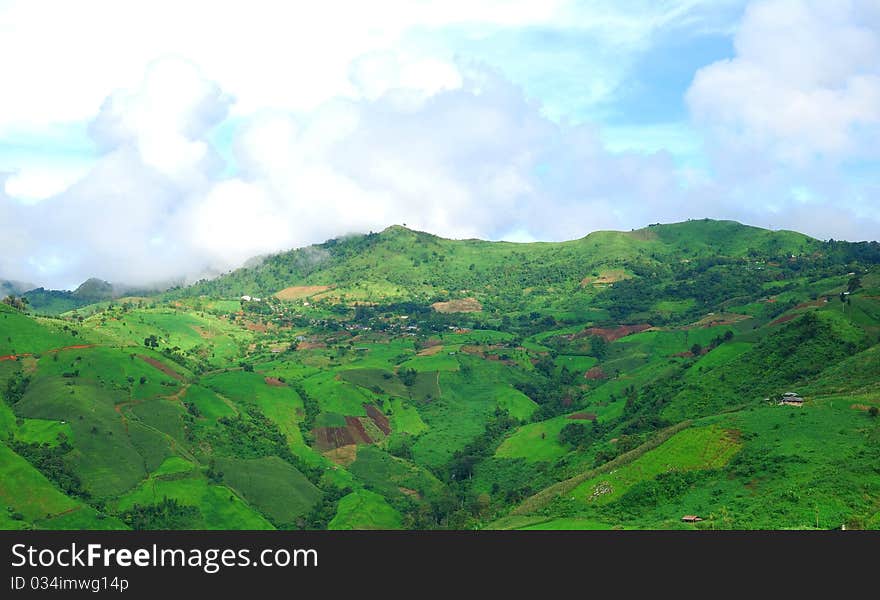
(779, 392, 804, 406)
(681, 515, 703, 523)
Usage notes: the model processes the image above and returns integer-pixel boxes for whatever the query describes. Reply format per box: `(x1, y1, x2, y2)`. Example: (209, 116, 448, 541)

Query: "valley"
(2, 219, 879, 530)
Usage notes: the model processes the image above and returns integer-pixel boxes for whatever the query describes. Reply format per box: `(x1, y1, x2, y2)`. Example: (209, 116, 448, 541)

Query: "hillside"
(1, 219, 879, 531)
(170, 220, 824, 320)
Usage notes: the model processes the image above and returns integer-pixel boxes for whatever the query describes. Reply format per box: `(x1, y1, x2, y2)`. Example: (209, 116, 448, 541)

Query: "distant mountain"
(22, 277, 164, 315)
(0, 279, 35, 297)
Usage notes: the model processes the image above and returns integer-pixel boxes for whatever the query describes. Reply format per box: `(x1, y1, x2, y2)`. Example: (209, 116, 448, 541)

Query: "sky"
(1, 0, 879, 289)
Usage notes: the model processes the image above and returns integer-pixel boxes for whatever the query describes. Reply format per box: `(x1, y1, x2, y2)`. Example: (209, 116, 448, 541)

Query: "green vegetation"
(2, 219, 880, 530)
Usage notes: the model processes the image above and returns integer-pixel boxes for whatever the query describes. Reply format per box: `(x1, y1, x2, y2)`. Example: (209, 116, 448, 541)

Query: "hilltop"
(1, 218, 879, 531)
(170, 219, 827, 318)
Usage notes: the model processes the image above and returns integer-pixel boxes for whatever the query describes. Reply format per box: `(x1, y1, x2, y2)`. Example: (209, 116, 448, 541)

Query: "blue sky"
(0, 0, 878, 288)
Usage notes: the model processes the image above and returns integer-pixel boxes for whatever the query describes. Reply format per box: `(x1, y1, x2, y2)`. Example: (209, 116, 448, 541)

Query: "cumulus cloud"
(688, 0, 880, 167)
(0, 58, 693, 288)
(683, 0, 880, 240)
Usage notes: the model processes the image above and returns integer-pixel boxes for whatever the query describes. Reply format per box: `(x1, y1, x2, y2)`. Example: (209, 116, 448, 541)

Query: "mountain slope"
(1, 219, 879, 531)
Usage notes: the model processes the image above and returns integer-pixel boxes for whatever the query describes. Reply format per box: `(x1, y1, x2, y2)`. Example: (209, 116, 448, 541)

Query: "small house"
(780, 392, 804, 406)
(681, 515, 703, 523)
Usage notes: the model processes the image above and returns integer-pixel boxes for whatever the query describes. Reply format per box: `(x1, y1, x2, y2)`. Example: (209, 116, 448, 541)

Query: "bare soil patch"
(577, 324, 652, 342)
(364, 404, 391, 435)
(313, 417, 374, 451)
(190, 326, 215, 339)
(584, 366, 607, 380)
(687, 313, 751, 328)
(432, 298, 482, 313)
(770, 313, 798, 326)
(275, 285, 332, 300)
(417, 345, 444, 356)
(580, 269, 631, 287)
(567, 412, 597, 421)
(324, 444, 358, 466)
(264, 377, 285, 387)
(139, 355, 185, 381)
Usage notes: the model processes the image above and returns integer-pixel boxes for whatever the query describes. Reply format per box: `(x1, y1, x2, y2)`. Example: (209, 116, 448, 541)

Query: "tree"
(869, 406, 879, 418)
(558, 423, 587, 448)
(691, 343, 703, 356)
(2, 295, 27, 311)
(847, 276, 862, 293)
(590, 335, 609, 360)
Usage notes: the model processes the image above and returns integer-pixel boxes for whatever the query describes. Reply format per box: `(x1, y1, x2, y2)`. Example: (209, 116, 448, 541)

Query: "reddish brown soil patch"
(578, 324, 651, 342)
(244, 321, 269, 332)
(191, 325, 215, 339)
(275, 285, 332, 300)
(296, 341, 327, 350)
(139, 355, 185, 381)
(364, 404, 391, 435)
(579, 270, 630, 287)
(770, 313, 798, 326)
(567, 412, 597, 421)
(584, 366, 607, 380)
(399, 487, 421, 500)
(431, 297, 482, 313)
(1, 343, 98, 362)
(313, 418, 373, 451)
(345, 416, 371, 442)
(264, 377, 285, 387)
(313, 428, 356, 451)
(725, 428, 743, 443)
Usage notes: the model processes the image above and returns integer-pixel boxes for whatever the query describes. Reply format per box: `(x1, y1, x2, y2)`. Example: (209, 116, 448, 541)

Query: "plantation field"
(3, 220, 879, 530)
(328, 489, 403, 530)
(567, 426, 742, 504)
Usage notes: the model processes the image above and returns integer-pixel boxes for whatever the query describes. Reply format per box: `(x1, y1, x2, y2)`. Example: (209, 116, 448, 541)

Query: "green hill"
(2, 219, 879, 530)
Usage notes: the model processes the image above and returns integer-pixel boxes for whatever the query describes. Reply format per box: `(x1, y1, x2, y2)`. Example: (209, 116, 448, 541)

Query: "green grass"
(348, 445, 444, 502)
(411, 368, 506, 467)
(567, 426, 742, 504)
(214, 456, 322, 525)
(328, 489, 403, 530)
(516, 517, 616, 530)
(302, 371, 370, 416)
(14, 419, 73, 445)
(113, 473, 274, 529)
(83, 307, 250, 365)
(0, 304, 82, 356)
(0, 442, 80, 521)
(339, 368, 440, 404)
(495, 386, 539, 420)
(495, 417, 571, 462)
(386, 397, 428, 436)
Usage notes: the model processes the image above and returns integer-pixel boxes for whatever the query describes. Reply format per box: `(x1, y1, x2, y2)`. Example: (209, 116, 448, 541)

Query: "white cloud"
(89, 58, 232, 180)
(687, 0, 880, 167)
(2, 161, 92, 202)
(0, 62, 692, 288)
